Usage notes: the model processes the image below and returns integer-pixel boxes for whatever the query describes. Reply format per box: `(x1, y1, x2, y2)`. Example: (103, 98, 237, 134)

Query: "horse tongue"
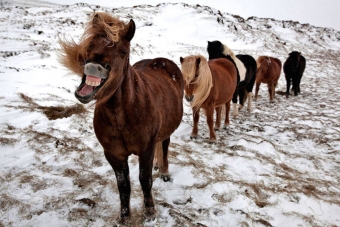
(79, 84, 94, 96)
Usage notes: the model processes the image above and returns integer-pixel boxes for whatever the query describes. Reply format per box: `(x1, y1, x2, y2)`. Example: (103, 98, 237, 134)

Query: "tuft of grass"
(17, 93, 87, 120)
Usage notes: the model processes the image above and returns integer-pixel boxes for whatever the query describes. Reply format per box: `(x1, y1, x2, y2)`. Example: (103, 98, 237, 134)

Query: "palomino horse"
(283, 51, 306, 97)
(254, 56, 282, 102)
(180, 55, 237, 142)
(207, 41, 257, 117)
(59, 13, 184, 222)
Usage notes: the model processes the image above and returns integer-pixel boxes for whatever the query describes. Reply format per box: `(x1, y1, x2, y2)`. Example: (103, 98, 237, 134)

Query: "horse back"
(207, 58, 238, 105)
(269, 57, 282, 81)
(133, 58, 184, 95)
(236, 54, 257, 84)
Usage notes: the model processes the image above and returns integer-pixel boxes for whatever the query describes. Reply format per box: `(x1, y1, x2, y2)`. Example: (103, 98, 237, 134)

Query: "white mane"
(222, 44, 246, 82)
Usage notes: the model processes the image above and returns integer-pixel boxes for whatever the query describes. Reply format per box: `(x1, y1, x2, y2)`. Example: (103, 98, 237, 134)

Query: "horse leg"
(268, 83, 274, 103)
(232, 88, 239, 118)
(224, 101, 231, 129)
(191, 108, 200, 139)
(238, 88, 245, 110)
(293, 76, 299, 96)
(160, 138, 170, 181)
(254, 81, 261, 101)
(139, 143, 157, 218)
(286, 76, 291, 98)
(297, 76, 302, 94)
(246, 91, 252, 112)
(214, 106, 222, 131)
(206, 107, 216, 142)
(104, 151, 131, 222)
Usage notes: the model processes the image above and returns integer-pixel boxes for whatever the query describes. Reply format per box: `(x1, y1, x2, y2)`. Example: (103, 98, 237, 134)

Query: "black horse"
(207, 41, 256, 116)
(283, 51, 306, 97)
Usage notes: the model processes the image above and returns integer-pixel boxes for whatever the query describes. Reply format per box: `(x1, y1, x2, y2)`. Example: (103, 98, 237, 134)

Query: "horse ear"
(124, 19, 135, 42)
(180, 57, 184, 64)
(92, 13, 100, 27)
(196, 57, 201, 68)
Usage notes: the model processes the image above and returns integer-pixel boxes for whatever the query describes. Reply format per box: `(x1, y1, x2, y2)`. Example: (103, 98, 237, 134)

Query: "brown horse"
(180, 55, 237, 142)
(58, 13, 184, 222)
(254, 56, 282, 102)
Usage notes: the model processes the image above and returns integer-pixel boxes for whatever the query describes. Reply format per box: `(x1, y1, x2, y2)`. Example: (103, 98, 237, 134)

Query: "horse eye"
(104, 63, 111, 71)
(120, 51, 127, 56)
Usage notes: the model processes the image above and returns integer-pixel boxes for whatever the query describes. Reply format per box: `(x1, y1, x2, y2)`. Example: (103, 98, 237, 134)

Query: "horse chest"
(93, 107, 155, 155)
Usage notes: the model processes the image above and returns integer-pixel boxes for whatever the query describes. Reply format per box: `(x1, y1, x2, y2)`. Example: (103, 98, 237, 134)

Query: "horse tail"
(154, 142, 163, 171)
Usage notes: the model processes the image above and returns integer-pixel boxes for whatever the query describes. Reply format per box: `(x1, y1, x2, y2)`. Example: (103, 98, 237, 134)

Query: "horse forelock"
(181, 55, 212, 109)
(85, 13, 126, 44)
(58, 13, 128, 76)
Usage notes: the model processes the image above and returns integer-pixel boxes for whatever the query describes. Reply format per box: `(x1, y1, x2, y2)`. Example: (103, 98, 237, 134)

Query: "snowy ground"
(1, 2, 340, 227)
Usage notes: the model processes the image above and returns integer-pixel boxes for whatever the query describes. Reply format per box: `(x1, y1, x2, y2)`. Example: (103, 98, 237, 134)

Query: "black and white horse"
(283, 51, 306, 97)
(207, 40, 256, 117)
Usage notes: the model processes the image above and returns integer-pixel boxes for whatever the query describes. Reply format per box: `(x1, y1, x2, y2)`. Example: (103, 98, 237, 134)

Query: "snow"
(1, 1, 340, 226)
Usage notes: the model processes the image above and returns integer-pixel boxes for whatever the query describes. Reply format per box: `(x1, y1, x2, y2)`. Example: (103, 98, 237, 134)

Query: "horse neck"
(95, 62, 133, 107)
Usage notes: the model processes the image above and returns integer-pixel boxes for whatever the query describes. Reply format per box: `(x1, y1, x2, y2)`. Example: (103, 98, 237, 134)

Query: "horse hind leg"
(232, 88, 239, 118)
(214, 106, 222, 131)
(206, 107, 217, 142)
(246, 91, 252, 112)
(155, 139, 171, 182)
(224, 101, 231, 129)
(238, 88, 245, 111)
(254, 81, 261, 101)
(268, 83, 275, 103)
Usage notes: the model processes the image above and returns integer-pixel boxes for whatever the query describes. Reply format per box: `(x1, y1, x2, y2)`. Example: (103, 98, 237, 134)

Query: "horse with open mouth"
(59, 12, 184, 223)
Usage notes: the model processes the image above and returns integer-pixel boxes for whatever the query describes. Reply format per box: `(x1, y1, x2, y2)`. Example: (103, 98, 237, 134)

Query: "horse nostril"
(104, 64, 111, 71)
(185, 95, 194, 102)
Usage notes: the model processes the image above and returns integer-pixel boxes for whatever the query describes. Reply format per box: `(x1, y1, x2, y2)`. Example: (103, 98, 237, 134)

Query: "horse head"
(256, 56, 271, 74)
(180, 55, 212, 109)
(180, 56, 200, 102)
(59, 13, 135, 104)
(289, 51, 302, 72)
(207, 40, 224, 60)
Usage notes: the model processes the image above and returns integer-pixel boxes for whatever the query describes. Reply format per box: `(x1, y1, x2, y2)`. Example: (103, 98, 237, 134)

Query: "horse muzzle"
(185, 95, 194, 102)
(74, 63, 110, 104)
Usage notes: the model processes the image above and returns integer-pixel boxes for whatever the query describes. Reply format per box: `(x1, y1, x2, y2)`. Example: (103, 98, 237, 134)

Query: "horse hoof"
(145, 207, 156, 219)
(190, 136, 198, 139)
(119, 216, 130, 225)
(208, 138, 216, 143)
(214, 128, 220, 131)
(161, 174, 171, 182)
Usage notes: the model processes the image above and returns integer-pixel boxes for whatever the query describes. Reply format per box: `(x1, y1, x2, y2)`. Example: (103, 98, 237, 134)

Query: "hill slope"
(1, 2, 340, 226)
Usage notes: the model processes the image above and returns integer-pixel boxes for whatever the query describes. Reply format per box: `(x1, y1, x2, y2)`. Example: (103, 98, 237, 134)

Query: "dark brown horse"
(254, 56, 282, 102)
(180, 55, 237, 142)
(59, 13, 184, 222)
(283, 51, 306, 97)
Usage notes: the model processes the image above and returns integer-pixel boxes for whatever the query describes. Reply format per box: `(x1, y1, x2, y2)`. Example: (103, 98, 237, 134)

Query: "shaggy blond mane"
(222, 44, 246, 81)
(181, 55, 213, 109)
(256, 56, 271, 72)
(58, 12, 127, 76)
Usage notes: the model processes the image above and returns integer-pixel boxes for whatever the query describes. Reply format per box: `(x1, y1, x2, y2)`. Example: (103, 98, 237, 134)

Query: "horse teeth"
(85, 80, 100, 86)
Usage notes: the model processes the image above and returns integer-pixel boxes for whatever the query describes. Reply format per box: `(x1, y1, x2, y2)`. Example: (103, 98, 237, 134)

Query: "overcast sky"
(26, 0, 340, 31)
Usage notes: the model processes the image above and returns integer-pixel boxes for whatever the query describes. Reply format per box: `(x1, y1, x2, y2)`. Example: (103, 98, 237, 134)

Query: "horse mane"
(221, 44, 246, 81)
(256, 56, 271, 72)
(58, 12, 127, 76)
(181, 55, 213, 109)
